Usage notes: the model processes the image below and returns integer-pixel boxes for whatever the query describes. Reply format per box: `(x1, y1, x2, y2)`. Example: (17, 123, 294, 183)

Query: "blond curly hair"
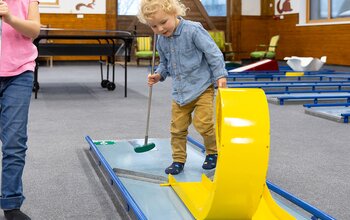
(138, 0, 188, 24)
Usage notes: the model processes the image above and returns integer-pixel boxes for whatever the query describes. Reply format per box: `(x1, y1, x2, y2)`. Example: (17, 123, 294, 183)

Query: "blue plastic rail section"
(227, 70, 350, 81)
(303, 103, 350, 123)
(276, 94, 350, 105)
(227, 80, 350, 85)
(341, 113, 350, 123)
(227, 83, 350, 91)
(265, 90, 350, 95)
(186, 136, 336, 220)
(304, 103, 350, 108)
(266, 182, 336, 220)
(85, 136, 148, 220)
(227, 74, 350, 81)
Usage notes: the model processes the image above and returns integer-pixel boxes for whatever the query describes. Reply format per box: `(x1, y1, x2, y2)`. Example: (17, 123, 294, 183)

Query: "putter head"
(134, 142, 156, 153)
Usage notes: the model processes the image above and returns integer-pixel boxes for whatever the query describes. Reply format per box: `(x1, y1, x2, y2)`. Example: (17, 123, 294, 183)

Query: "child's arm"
(217, 77, 227, 88)
(154, 41, 170, 81)
(147, 73, 161, 86)
(0, 1, 40, 39)
(192, 26, 228, 82)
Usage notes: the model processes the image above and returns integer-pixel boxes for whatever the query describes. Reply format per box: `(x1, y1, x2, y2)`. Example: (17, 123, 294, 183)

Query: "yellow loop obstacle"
(167, 88, 295, 220)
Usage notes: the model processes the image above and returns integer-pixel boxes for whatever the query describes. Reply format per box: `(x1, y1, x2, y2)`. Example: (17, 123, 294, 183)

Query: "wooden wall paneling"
(226, 0, 232, 42)
(40, 14, 109, 61)
(268, 14, 350, 65)
(39, 2, 350, 65)
(261, 0, 274, 16)
(210, 17, 227, 31)
(231, 1, 350, 65)
(40, 14, 106, 30)
(125, 17, 140, 33)
(117, 16, 152, 35)
(267, 15, 302, 60)
(238, 13, 350, 65)
(106, 0, 117, 30)
(40, 1, 118, 61)
(230, 0, 242, 60)
(239, 16, 268, 59)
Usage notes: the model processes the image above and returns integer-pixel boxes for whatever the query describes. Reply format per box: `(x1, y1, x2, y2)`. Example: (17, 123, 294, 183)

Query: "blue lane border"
(266, 181, 335, 220)
(187, 136, 336, 220)
(186, 136, 205, 153)
(85, 136, 147, 220)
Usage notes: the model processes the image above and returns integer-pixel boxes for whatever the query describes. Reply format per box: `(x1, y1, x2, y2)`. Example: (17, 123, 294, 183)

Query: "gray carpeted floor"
(0, 62, 348, 219)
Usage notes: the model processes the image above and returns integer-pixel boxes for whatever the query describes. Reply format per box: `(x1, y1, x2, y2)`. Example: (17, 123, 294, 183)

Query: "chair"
(250, 35, 280, 60)
(135, 36, 158, 66)
(208, 30, 234, 61)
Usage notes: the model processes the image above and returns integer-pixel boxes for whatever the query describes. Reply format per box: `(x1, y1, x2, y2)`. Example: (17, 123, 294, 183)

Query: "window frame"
(307, 0, 350, 23)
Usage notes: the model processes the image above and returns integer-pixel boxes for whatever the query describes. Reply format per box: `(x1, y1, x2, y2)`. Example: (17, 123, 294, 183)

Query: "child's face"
(146, 9, 179, 37)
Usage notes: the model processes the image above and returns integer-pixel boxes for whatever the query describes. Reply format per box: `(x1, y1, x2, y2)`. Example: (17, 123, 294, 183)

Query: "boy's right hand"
(148, 73, 161, 86)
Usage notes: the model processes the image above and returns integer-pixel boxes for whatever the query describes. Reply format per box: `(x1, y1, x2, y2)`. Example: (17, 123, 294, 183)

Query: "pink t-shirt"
(0, 0, 39, 77)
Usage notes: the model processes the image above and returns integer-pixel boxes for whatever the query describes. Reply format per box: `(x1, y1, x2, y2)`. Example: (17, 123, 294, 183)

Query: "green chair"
(250, 35, 280, 60)
(208, 30, 225, 51)
(135, 36, 158, 66)
(208, 30, 234, 61)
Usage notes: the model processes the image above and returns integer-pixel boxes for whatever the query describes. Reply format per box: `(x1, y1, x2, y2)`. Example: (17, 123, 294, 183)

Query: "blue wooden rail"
(266, 90, 350, 95)
(266, 181, 336, 220)
(227, 74, 350, 81)
(303, 103, 350, 123)
(341, 113, 350, 123)
(227, 69, 350, 81)
(228, 83, 350, 92)
(227, 74, 327, 81)
(228, 69, 336, 75)
(85, 136, 148, 220)
(227, 80, 349, 85)
(303, 103, 350, 108)
(275, 94, 350, 105)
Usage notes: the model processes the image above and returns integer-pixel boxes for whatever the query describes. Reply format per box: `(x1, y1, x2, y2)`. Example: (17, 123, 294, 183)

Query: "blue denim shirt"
(155, 17, 228, 106)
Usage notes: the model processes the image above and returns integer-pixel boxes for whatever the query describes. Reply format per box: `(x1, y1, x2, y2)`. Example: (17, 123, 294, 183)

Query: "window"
(117, 0, 227, 17)
(118, 0, 140, 15)
(332, 0, 350, 18)
(307, 0, 350, 23)
(200, 0, 226, 16)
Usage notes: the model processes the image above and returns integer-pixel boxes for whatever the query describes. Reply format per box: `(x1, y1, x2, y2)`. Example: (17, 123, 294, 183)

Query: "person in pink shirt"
(0, 0, 40, 219)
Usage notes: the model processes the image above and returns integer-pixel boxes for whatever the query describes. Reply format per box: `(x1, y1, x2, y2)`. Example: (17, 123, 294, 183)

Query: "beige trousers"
(170, 85, 217, 163)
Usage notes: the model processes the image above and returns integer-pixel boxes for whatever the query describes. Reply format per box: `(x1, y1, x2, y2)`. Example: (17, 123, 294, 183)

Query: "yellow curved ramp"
(167, 88, 295, 220)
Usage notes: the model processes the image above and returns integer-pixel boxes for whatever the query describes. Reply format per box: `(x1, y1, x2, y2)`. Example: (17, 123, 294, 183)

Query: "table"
(33, 28, 134, 99)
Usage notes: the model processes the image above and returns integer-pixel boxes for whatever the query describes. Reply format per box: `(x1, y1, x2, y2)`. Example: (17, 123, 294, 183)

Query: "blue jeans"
(0, 71, 33, 210)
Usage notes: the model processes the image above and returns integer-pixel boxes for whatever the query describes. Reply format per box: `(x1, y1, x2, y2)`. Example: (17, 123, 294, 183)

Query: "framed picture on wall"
(40, 0, 59, 6)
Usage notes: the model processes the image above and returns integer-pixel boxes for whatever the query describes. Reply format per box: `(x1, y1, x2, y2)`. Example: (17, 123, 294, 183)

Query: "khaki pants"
(170, 85, 217, 163)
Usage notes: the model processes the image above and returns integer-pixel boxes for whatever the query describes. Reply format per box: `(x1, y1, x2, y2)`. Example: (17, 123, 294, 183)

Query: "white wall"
(39, 0, 106, 14)
(298, 0, 307, 24)
(242, 0, 261, 16)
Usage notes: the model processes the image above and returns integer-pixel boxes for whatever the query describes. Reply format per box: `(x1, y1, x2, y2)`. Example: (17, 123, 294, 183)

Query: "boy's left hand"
(217, 77, 227, 88)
